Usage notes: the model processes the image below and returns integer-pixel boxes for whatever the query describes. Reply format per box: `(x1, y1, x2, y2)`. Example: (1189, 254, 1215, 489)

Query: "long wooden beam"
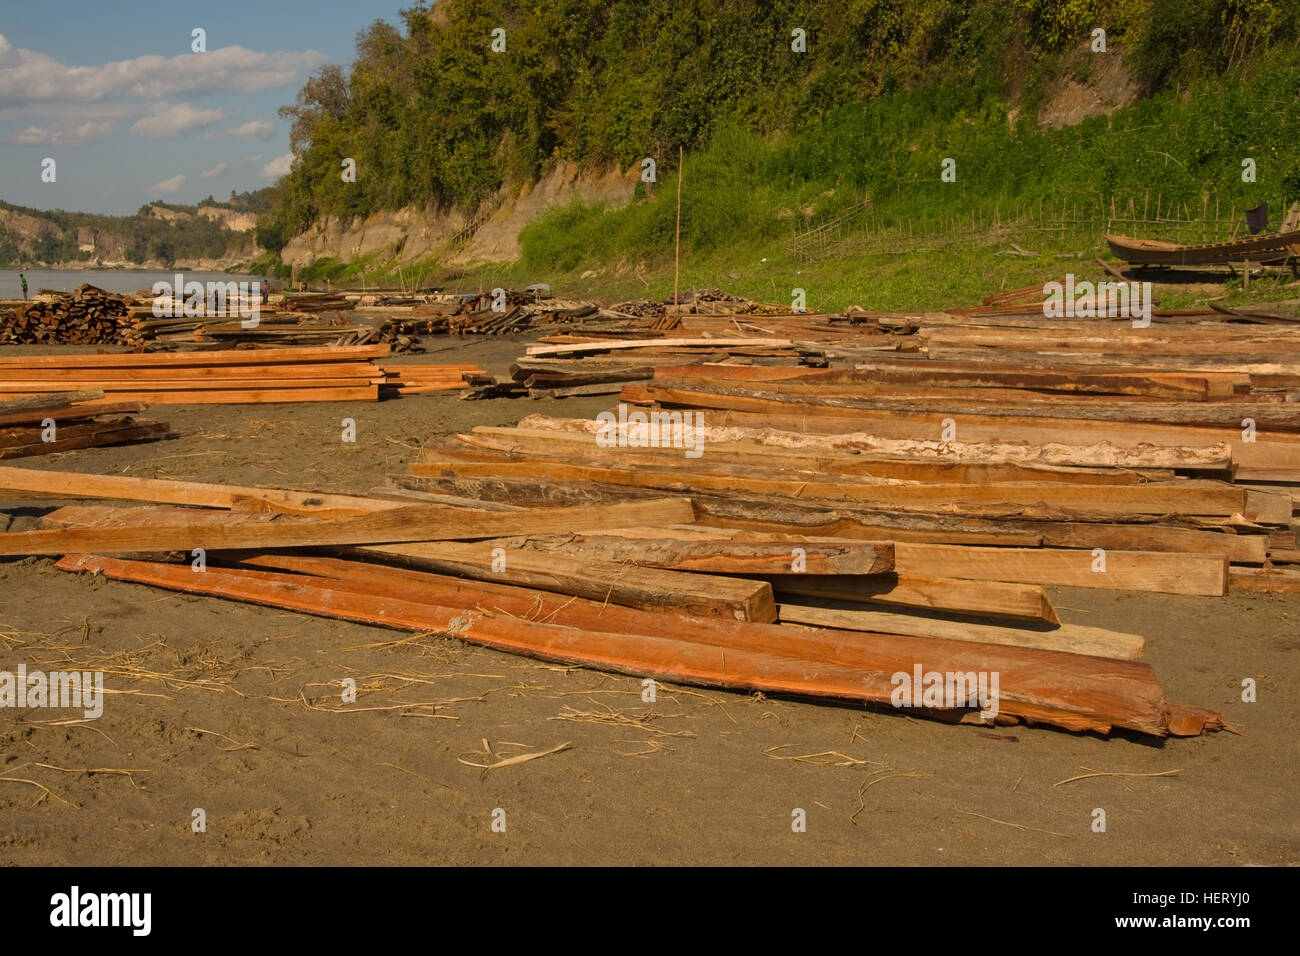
(0, 464, 396, 512)
(778, 603, 1144, 660)
(409, 459, 1247, 519)
(357, 540, 775, 622)
(894, 543, 1227, 595)
(0, 497, 696, 556)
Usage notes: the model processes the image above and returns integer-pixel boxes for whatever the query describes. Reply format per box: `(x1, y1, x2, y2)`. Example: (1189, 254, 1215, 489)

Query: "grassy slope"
(314, 46, 1300, 312)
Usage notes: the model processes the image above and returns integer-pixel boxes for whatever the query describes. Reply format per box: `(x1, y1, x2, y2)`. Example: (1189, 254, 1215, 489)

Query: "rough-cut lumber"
(397, 471, 1049, 545)
(0, 497, 696, 556)
(493, 415, 1235, 473)
(409, 458, 1246, 519)
(56, 553, 1222, 737)
(0, 420, 173, 459)
(526, 337, 792, 357)
(893, 543, 1228, 596)
(493, 531, 894, 575)
(645, 382, 1300, 431)
(357, 540, 776, 622)
(1230, 567, 1300, 593)
(0, 345, 389, 368)
(0, 390, 105, 413)
(769, 573, 1060, 625)
(0, 401, 146, 428)
(0, 345, 391, 404)
(0, 464, 396, 512)
(778, 602, 1144, 660)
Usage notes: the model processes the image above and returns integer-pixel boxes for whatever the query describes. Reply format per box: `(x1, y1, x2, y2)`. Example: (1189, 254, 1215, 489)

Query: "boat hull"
(1106, 230, 1300, 266)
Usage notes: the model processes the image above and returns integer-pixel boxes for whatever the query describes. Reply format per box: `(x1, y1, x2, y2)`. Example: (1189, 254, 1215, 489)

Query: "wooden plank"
(1230, 567, 1300, 593)
(0, 497, 697, 556)
(0, 345, 390, 368)
(0, 422, 173, 459)
(0, 464, 397, 512)
(778, 602, 1144, 659)
(0, 390, 104, 414)
(42, 386, 381, 404)
(483, 532, 894, 575)
(457, 422, 1211, 478)
(645, 383, 1300, 431)
(410, 459, 1246, 518)
(769, 573, 1060, 625)
(1022, 520, 1267, 564)
(526, 337, 792, 357)
(0, 402, 147, 427)
(894, 543, 1228, 595)
(0, 362, 382, 381)
(397, 471, 1052, 545)
(0, 379, 383, 392)
(663, 366, 1214, 400)
(357, 540, 775, 622)
(489, 416, 1234, 473)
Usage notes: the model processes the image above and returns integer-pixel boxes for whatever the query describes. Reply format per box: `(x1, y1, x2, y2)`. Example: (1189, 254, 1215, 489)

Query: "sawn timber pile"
(0, 463, 1223, 739)
(0, 345, 488, 403)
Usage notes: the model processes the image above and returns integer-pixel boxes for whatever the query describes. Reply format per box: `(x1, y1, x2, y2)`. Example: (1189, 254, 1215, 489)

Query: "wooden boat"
(1106, 229, 1300, 266)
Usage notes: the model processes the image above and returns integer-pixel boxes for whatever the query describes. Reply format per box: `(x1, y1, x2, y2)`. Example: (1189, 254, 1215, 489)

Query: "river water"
(2, 269, 267, 298)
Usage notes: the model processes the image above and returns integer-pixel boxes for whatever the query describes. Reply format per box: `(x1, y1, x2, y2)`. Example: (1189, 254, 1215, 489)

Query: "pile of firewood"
(0, 285, 133, 346)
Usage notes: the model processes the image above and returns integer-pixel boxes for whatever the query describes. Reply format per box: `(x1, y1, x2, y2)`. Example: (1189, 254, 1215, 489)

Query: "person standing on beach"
(19, 273, 28, 302)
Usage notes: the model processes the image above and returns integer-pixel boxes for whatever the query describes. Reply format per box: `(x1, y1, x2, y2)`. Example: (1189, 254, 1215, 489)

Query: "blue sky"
(0, 0, 412, 214)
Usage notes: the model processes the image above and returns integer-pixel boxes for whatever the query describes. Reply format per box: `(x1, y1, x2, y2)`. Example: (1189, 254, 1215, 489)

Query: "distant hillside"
(0, 190, 273, 269)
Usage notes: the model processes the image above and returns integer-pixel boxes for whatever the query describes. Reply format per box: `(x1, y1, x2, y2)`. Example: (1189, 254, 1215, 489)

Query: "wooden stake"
(673, 144, 683, 316)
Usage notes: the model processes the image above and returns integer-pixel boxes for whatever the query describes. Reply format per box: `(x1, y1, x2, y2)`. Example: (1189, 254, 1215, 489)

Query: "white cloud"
(201, 162, 229, 178)
(152, 173, 186, 194)
(0, 34, 326, 106)
(241, 153, 264, 164)
(220, 119, 274, 140)
(261, 152, 293, 179)
(130, 102, 231, 139)
(7, 119, 114, 146)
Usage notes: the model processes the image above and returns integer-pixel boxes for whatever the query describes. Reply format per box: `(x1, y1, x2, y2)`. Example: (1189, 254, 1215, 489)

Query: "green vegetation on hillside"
(268, 0, 1299, 236)
(262, 0, 1300, 310)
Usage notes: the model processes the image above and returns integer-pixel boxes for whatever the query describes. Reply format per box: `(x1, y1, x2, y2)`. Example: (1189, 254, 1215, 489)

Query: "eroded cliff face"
(0, 207, 61, 243)
(280, 161, 640, 269)
(1, 204, 257, 270)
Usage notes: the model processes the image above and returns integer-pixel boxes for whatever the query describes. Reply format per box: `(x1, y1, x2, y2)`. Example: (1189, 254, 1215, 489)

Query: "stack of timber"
(125, 308, 374, 349)
(0, 345, 391, 404)
(0, 285, 134, 346)
(0, 463, 1224, 738)
(378, 363, 488, 394)
(485, 335, 838, 399)
(279, 291, 355, 313)
(535, 356, 1295, 593)
(0, 392, 173, 458)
